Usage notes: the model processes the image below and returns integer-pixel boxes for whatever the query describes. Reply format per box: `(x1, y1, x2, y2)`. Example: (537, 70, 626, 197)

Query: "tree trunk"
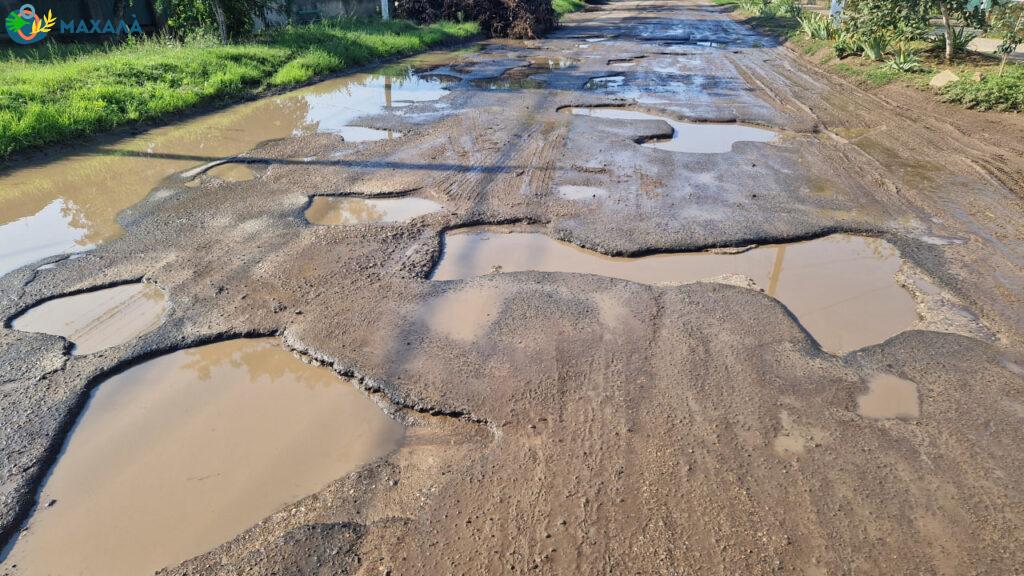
(212, 0, 228, 44)
(939, 0, 954, 63)
(148, 0, 168, 33)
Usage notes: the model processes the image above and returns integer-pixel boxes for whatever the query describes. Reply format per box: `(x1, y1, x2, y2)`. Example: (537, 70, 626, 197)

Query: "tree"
(985, 0, 1023, 75)
(932, 0, 988, 62)
(211, 0, 228, 43)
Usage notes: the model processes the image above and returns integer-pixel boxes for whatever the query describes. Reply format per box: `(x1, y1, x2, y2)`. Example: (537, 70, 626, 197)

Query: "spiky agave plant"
(799, 12, 836, 39)
(861, 33, 891, 61)
(888, 42, 922, 71)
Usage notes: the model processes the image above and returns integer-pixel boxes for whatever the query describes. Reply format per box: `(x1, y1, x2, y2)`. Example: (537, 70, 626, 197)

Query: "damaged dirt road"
(2, 0, 1024, 574)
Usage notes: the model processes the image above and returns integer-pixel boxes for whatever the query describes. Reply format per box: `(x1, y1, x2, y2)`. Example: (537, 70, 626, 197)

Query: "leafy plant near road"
(987, 0, 1024, 74)
(888, 42, 923, 70)
(941, 63, 1024, 108)
(798, 12, 837, 40)
(724, 0, 1023, 111)
(860, 33, 891, 60)
(931, 25, 978, 55)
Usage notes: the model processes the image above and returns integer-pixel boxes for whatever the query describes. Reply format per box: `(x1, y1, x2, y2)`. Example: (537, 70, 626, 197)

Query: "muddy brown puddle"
(10, 282, 167, 355)
(857, 374, 920, 419)
(0, 338, 403, 576)
(305, 196, 443, 225)
(569, 107, 777, 153)
(0, 52, 464, 276)
(431, 229, 918, 353)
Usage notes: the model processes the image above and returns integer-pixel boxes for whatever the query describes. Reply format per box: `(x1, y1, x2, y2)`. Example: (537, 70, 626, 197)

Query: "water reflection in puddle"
(584, 75, 625, 89)
(857, 374, 920, 419)
(11, 282, 167, 355)
(0, 338, 403, 576)
(336, 126, 403, 142)
(431, 229, 918, 353)
(0, 57, 460, 276)
(305, 196, 443, 225)
(558, 185, 608, 200)
(569, 107, 777, 153)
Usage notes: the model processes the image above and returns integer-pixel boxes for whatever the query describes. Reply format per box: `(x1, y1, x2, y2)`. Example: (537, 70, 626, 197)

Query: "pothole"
(0, 57, 466, 277)
(473, 76, 547, 90)
(431, 228, 919, 353)
(558, 185, 608, 200)
(10, 282, 167, 355)
(472, 65, 549, 90)
(529, 56, 578, 69)
(1, 338, 404, 576)
(305, 196, 443, 225)
(584, 75, 626, 89)
(336, 126, 403, 142)
(568, 107, 778, 153)
(856, 374, 920, 420)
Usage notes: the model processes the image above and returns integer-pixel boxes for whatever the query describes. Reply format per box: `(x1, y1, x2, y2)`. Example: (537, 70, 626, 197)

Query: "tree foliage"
(154, 0, 275, 40)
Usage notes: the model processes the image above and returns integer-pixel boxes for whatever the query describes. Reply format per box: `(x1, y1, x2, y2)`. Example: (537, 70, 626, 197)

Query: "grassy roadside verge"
(715, 0, 1023, 113)
(0, 18, 478, 159)
(554, 0, 589, 17)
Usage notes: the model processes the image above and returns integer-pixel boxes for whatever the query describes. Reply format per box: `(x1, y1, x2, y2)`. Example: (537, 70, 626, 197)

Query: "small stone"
(929, 69, 960, 89)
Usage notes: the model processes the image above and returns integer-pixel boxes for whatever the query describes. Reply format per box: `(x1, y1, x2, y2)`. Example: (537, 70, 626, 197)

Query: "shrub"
(940, 66, 1024, 111)
(887, 42, 922, 71)
(860, 33, 892, 61)
(766, 0, 802, 17)
(831, 30, 860, 58)
(799, 12, 836, 40)
(932, 25, 978, 54)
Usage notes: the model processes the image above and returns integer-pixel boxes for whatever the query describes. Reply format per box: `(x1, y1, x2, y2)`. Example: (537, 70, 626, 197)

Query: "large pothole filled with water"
(10, 282, 167, 355)
(567, 107, 777, 153)
(0, 338, 404, 576)
(0, 57, 461, 277)
(430, 228, 918, 353)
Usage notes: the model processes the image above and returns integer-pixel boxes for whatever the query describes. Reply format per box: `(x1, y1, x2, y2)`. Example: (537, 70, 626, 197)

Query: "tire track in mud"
(721, 35, 1024, 344)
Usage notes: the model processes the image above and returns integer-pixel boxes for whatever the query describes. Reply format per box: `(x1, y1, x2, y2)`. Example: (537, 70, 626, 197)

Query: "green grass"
(0, 18, 478, 159)
(940, 66, 1024, 111)
(553, 0, 587, 16)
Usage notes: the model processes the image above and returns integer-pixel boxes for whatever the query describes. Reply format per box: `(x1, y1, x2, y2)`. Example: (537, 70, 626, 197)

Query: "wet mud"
(2, 1, 1023, 574)
(9, 282, 166, 355)
(0, 338, 402, 576)
(568, 106, 777, 153)
(857, 373, 920, 420)
(432, 228, 917, 352)
(305, 196, 443, 225)
(0, 55, 462, 276)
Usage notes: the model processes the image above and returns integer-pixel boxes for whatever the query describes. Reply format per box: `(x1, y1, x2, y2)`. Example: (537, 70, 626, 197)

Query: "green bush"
(887, 42, 922, 71)
(861, 33, 892, 61)
(799, 12, 836, 40)
(931, 26, 978, 54)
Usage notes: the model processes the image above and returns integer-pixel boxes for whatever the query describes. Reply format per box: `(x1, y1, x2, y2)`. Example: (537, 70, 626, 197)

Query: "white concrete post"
(830, 0, 844, 23)
(381, 0, 390, 20)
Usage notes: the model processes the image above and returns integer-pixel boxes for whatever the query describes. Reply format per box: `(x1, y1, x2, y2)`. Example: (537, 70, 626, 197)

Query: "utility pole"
(381, 0, 390, 21)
